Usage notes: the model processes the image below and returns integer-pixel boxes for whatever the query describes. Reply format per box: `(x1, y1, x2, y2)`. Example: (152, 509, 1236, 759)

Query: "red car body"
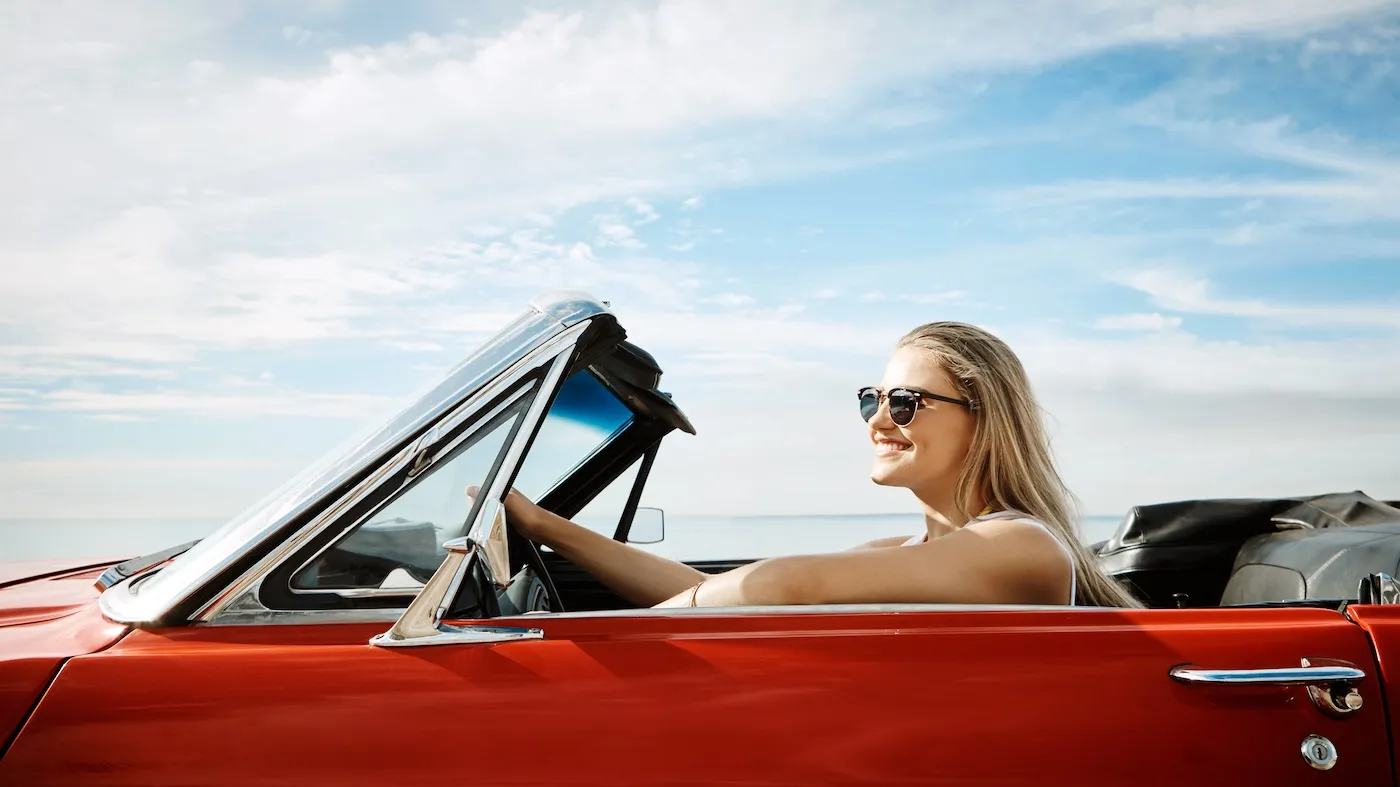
(4, 294, 1399, 785)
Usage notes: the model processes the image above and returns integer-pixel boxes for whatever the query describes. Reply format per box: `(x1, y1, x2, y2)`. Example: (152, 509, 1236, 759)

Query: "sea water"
(0, 514, 1126, 564)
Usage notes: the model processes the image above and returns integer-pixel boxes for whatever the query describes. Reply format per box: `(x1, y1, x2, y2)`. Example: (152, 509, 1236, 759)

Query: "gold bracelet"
(688, 582, 704, 607)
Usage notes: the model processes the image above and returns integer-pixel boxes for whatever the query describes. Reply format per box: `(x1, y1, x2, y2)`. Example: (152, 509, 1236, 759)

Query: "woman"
(478, 321, 1142, 609)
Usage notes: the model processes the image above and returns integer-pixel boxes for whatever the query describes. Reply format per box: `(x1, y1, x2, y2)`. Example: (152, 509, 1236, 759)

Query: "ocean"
(0, 514, 1127, 565)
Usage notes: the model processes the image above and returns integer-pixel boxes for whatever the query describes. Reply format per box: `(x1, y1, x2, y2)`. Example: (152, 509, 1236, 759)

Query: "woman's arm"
(472, 486, 706, 607)
(845, 535, 915, 551)
(654, 518, 1071, 608)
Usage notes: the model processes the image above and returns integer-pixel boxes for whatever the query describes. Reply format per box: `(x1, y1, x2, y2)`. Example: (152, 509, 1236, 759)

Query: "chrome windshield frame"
(100, 291, 613, 628)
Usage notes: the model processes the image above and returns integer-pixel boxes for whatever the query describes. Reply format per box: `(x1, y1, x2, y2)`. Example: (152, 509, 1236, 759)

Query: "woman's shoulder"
(965, 511, 1074, 558)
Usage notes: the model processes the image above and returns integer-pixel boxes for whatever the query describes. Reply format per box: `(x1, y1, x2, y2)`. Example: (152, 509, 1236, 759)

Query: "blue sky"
(2, 1, 1399, 521)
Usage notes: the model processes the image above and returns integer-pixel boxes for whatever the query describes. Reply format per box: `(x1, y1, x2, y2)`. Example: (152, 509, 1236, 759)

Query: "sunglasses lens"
(888, 392, 917, 426)
(858, 390, 880, 422)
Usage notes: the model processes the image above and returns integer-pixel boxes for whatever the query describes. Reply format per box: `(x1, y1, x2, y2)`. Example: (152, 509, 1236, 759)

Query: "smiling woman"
(496, 320, 1144, 609)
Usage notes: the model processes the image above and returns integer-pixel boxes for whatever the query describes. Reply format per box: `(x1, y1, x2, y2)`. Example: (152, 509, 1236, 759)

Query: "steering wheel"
(495, 522, 564, 615)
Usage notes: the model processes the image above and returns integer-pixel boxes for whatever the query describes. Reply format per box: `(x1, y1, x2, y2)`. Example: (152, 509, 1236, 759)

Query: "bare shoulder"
(960, 516, 1075, 578)
(963, 516, 1071, 555)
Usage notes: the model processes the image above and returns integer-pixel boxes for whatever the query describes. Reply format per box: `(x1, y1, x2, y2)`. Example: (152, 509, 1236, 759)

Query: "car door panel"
(543, 552, 756, 610)
(2, 606, 1391, 785)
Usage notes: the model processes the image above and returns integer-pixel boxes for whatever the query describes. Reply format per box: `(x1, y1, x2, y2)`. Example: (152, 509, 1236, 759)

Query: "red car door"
(2, 604, 1391, 785)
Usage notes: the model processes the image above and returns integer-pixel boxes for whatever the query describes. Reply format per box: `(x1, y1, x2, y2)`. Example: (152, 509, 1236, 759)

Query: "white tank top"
(901, 510, 1077, 605)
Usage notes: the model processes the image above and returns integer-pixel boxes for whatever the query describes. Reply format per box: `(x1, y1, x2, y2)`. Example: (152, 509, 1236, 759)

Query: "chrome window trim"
(284, 386, 534, 598)
(202, 597, 407, 627)
(491, 603, 1092, 620)
(201, 602, 1094, 628)
(189, 323, 589, 625)
(442, 349, 574, 608)
(99, 295, 607, 628)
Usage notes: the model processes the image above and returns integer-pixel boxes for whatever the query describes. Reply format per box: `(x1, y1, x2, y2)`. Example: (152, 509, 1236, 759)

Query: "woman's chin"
(869, 463, 908, 488)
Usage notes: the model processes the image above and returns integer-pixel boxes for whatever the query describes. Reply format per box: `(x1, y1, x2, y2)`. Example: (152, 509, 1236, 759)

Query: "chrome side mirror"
(369, 537, 543, 648)
(627, 506, 665, 544)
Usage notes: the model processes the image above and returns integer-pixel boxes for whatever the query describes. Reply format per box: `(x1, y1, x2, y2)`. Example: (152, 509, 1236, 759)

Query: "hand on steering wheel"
(465, 484, 549, 541)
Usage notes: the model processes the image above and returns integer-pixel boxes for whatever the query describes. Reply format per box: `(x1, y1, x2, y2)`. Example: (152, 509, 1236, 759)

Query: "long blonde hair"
(897, 321, 1143, 608)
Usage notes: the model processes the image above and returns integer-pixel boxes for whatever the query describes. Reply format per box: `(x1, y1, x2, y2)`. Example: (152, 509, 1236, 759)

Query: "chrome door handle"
(1169, 665, 1365, 686)
(1170, 659, 1366, 717)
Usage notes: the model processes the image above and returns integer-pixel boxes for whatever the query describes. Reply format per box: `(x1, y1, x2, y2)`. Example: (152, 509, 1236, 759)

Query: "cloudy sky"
(2, 1, 1399, 522)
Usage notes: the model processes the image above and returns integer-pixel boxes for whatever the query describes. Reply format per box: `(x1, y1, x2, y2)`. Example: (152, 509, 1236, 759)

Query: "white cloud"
(39, 389, 396, 420)
(594, 220, 645, 249)
(4, 1, 1400, 519)
(1096, 312, 1184, 331)
(626, 197, 661, 225)
(859, 290, 967, 305)
(1002, 177, 1387, 208)
(0, 457, 306, 520)
(5, 1, 1396, 377)
(282, 25, 335, 46)
(701, 293, 757, 309)
(1119, 269, 1400, 328)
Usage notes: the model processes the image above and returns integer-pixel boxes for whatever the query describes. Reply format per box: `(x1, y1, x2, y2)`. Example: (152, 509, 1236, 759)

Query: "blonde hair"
(897, 321, 1144, 609)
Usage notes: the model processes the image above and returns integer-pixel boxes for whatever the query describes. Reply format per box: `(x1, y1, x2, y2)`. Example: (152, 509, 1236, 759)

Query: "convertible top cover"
(1096, 491, 1400, 608)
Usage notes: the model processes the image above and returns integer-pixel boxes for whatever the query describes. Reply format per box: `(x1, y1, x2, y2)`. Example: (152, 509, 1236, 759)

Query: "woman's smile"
(873, 436, 912, 456)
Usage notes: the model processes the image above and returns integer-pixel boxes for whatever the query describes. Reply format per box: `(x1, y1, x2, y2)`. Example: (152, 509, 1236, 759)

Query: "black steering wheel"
(494, 520, 564, 615)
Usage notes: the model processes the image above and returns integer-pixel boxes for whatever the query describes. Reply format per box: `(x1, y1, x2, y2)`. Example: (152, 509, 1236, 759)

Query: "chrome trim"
(1301, 735, 1338, 771)
(1169, 665, 1365, 686)
(206, 602, 1098, 627)
(370, 537, 543, 648)
(1360, 572, 1400, 605)
(323, 587, 419, 600)
(1301, 657, 1366, 717)
(530, 290, 612, 327)
(191, 324, 589, 625)
(470, 349, 572, 581)
(204, 603, 406, 627)
(493, 602, 1094, 621)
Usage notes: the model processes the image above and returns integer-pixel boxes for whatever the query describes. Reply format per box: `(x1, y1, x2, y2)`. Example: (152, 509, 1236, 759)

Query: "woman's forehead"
(883, 346, 953, 389)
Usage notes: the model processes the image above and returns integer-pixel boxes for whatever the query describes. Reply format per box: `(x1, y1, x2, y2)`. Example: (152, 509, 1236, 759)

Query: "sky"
(2, 0, 1399, 522)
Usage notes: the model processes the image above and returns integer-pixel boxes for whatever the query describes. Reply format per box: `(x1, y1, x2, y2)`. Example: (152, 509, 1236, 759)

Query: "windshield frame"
(100, 292, 613, 627)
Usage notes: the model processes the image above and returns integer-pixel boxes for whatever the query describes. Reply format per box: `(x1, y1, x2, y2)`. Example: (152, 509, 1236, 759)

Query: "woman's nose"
(867, 396, 897, 429)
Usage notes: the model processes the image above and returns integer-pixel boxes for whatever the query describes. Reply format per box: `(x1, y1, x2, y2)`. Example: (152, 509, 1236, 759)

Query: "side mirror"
(627, 507, 665, 544)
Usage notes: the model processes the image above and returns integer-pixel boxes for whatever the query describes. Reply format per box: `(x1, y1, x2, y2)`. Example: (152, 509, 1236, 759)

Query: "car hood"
(0, 556, 123, 592)
(0, 559, 130, 754)
(0, 558, 124, 627)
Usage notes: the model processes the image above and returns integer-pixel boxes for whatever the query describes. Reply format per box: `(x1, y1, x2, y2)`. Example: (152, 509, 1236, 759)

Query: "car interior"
(1092, 490, 1400, 609)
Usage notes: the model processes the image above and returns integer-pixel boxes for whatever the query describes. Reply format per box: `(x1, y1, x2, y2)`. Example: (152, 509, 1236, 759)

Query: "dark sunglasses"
(858, 386, 973, 426)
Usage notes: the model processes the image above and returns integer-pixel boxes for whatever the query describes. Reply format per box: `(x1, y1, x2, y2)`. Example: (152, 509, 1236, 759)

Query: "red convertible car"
(4, 291, 1400, 785)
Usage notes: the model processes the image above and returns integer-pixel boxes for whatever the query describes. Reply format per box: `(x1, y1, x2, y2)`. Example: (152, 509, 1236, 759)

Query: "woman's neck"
(916, 488, 988, 539)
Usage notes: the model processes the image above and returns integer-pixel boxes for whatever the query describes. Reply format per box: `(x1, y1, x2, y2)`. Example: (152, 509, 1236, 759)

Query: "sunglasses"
(858, 386, 973, 426)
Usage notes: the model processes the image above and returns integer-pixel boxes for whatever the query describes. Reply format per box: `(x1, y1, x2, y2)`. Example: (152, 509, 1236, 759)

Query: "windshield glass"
(511, 370, 635, 500)
(126, 308, 558, 614)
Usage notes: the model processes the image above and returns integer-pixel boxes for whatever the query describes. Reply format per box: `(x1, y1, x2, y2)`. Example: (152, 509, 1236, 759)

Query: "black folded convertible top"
(1096, 490, 1400, 607)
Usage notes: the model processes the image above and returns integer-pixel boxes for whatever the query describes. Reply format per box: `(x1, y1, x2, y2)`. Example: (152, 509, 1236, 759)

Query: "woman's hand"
(465, 484, 550, 541)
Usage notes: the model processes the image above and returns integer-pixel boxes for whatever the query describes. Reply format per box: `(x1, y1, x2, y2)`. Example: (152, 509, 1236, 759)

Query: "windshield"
(122, 308, 560, 617)
(511, 370, 636, 500)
